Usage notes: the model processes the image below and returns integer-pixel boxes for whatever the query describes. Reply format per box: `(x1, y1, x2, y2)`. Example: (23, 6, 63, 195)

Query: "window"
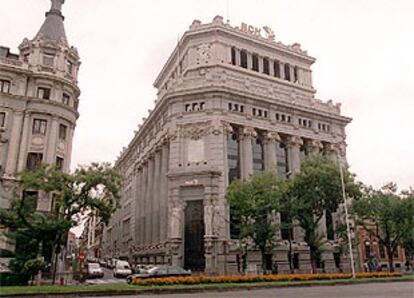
(62, 93, 70, 105)
(284, 64, 291, 81)
(326, 211, 335, 240)
(0, 80, 11, 93)
(56, 156, 64, 170)
(281, 211, 293, 240)
(0, 112, 5, 127)
(274, 61, 280, 78)
(252, 137, 264, 171)
(379, 243, 386, 259)
(240, 50, 247, 69)
(227, 128, 240, 183)
(32, 119, 47, 135)
(199, 102, 205, 110)
(74, 99, 79, 110)
(276, 141, 289, 179)
(22, 191, 38, 212)
(42, 54, 54, 66)
(37, 87, 51, 99)
(26, 152, 43, 170)
(294, 66, 299, 82)
(231, 47, 236, 65)
(66, 60, 73, 74)
(263, 58, 269, 75)
(252, 54, 259, 71)
(230, 208, 240, 239)
(59, 124, 67, 140)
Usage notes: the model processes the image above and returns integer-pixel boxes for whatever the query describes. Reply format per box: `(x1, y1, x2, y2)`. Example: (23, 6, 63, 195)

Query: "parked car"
(113, 260, 132, 278)
(86, 262, 104, 278)
(132, 264, 155, 274)
(126, 265, 191, 284)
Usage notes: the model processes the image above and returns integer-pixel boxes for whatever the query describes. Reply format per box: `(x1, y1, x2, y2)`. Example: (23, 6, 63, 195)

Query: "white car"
(113, 260, 132, 278)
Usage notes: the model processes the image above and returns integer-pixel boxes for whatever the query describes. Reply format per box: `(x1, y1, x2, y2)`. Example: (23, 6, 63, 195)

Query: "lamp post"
(337, 152, 356, 278)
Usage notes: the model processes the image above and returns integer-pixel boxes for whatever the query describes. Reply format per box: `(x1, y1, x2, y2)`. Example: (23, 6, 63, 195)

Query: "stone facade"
(0, 0, 80, 254)
(103, 16, 352, 274)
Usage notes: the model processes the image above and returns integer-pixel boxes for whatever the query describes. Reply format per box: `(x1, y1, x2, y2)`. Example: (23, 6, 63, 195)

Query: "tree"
(226, 171, 282, 273)
(351, 183, 414, 272)
(0, 162, 122, 284)
(285, 154, 360, 272)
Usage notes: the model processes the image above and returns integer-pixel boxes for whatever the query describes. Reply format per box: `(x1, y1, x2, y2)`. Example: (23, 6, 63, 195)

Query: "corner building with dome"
(0, 0, 80, 254)
(103, 16, 353, 274)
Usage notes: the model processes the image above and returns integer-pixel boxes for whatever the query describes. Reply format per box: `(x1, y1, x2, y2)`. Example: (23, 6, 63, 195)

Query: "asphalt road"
(91, 281, 413, 298)
(85, 267, 127, 285)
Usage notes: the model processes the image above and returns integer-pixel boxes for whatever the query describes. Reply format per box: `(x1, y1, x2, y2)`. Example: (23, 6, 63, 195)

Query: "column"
(290, 66, 295, 83)
(5, 111, 24, 175)
(203, 194, 215, 274)
(247, 52, 252, 70)
(140, 162, 148, 245)
(279, 62, 285, 80)
(240, 127, 256, 180)
(152, 149, 161, 243)
(16, 112, 31, 171)
(159, 143, 169, 242)
(63, 124, 75, 172)
(145, 155, 154, 244)
(263, 131, 280, 173)
(258, 56, 263, 73)
(135, 166, 142, 245)
(287, 136, 303, 174)
(235, 49, 241, 66)
(307, 139, 323, 155)
(46, 116, 59, 164)
(296, 67, 303, 85)
(269, 59, 275, 76)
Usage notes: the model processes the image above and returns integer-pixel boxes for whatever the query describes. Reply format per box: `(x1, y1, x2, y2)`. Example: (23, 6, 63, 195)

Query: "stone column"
(307, 139, 323, 156)
(63, 124, 75, 172)
(145, 154, 154, 244)
(279, 62, 285, 80)
(287, 136, 303, 174)
(263, 131, 280, 173)
(46, 116, 59, 164)
(169, 190, 185, 267)
(235, 48, 241, 66)
(5, 111, 24, 176)
(16, 112, 31, 172)
(290, 66, 295, 83)
(269, 59, 275, 76)
(152, 148, 161, 243)
(258, 56, 263, 73)
(204, 194, 217, 274)
(159, 142, 169, 242)
(247, 52, 252, 70)
(239, 127, 256, 180)
(140, 162, 148, 245)
(135, 166, 142, 245)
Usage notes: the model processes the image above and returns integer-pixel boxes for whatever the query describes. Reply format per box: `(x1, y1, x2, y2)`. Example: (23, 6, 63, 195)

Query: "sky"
(1, 0, 413, 190)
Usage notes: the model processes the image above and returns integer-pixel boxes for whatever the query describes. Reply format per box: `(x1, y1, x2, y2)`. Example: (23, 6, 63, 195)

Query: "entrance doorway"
(184, 200, 205, 271)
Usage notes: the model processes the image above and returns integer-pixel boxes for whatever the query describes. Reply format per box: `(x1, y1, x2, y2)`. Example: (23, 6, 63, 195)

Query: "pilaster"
(5, 111, 24, 176)
(240, 126, 256, 179)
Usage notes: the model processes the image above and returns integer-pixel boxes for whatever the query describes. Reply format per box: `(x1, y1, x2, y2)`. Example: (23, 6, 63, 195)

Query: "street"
(85, 267, 127, 285)
(90, 281, 414, 298)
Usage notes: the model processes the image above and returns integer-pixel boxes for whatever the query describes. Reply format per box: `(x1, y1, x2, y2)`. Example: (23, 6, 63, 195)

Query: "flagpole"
(337, 151, 356, 278)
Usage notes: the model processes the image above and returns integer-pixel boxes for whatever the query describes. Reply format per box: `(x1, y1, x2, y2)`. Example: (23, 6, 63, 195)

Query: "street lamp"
(337, 151, 356, 278)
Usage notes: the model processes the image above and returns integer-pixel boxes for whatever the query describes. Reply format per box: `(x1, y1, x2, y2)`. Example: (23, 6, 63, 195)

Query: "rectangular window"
(37, 87, 51, 100)
(56, 156, 64, 170)
(32, 119, 47, 135)
(0, 112, 5, 127)
(263, 58, 269, 75)
(62, 93, 70, 105)
(26, 152, 43, 171)
(22, 191, 38, 212)
(59, 124, 67, 140)
(0, 80, 11, 93)
(66, 60, 73, 74)
(42, 54, 54, 66)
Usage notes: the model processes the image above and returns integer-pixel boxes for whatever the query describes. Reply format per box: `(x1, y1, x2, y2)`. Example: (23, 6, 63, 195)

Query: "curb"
(1, 277, 413, 298)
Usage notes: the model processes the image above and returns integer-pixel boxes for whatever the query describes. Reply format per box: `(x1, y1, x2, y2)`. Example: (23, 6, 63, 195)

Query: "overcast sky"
(1, 0, 413, 190)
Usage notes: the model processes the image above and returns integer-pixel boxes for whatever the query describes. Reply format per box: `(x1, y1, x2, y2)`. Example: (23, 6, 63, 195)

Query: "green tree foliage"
(351, 183, 414, 272)
(226, 171, 283, 272)
(286, 154, 360, 272)
(0, 162, 121, 284)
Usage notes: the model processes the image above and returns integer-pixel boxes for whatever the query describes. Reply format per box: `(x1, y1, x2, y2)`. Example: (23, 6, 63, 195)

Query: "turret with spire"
(18, 0, 80, 83)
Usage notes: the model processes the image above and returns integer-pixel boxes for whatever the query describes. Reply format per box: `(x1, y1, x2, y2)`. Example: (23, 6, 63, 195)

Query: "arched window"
(231, 47, 236, 65)
(263, 58, 269, 75)
(252, 54, 259, 71)
(240, 50, 248, 69)
(284, 63, 291, 81)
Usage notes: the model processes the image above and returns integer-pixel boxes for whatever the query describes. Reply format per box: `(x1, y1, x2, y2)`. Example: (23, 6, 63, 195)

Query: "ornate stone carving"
(287, 135, 303, 147)
(196, 43, 212, 63)
(307, 139, 323, 153)
(180, 121, 212, 140)
(263, 131, 281, 143)
(241, 126, 257, 138)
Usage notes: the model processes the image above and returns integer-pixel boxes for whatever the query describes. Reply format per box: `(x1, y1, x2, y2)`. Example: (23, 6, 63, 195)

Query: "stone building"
(0, 0, 80, 254)
(103, 16, 351, 274)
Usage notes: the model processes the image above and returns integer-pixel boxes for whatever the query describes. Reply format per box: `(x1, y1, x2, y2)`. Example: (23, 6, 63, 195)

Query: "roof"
(35, 0, 68, 45)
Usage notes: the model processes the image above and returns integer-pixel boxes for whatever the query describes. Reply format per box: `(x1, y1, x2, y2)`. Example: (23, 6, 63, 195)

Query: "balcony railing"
(0, 57, 23, 67)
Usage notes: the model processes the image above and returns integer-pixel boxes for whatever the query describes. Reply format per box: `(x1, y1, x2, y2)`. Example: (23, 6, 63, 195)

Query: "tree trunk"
(386, 246, 394, 272)
(260, 248, 267, 274)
